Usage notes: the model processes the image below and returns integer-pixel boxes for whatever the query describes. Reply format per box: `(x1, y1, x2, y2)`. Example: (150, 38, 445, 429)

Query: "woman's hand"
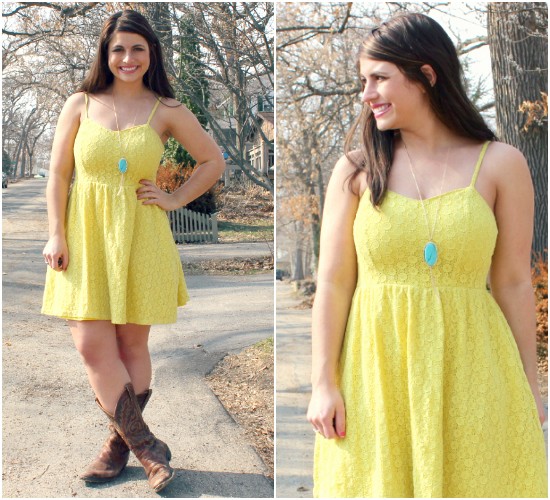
(43, 234, 69, 272)
(136, 180, 179, 211)
(307, 383, 346, 439)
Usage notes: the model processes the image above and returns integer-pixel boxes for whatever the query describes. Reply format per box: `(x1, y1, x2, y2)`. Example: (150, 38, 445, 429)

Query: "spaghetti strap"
(147, 98, 161, 124)
(470, 141, 490, 187)
(84, 93, 89, 119)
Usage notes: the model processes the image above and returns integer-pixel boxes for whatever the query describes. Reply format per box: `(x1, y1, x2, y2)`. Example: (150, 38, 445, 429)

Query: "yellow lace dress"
(313, 142, 548, 497)
(42, 94, 188, 325)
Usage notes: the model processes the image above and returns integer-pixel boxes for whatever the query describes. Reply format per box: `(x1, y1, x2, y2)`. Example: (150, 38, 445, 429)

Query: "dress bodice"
(353, 184, 498, 290)
(73, 119, 165, 186)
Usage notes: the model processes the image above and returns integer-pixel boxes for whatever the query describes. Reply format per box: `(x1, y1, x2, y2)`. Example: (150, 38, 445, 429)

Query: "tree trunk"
(291, 245, 304, 280)
(146, 3, 173, 62)
(487, 3, 548, 257)
(309, 180, 321, 274)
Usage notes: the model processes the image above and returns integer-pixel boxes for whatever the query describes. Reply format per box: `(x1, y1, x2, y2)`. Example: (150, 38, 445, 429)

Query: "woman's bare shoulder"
(58, 92, 86, 123)
(488, 140, 525, 160)
(333, 150, 363, 171)
(65, 92, 86, 109)
(330, 150, 366, 196)
(485, 141, 530, 185)
(157, 96, 186, 113)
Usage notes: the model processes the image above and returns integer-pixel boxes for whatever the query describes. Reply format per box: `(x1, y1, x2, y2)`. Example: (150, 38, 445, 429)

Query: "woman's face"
(107, 31, 150, 84)
(359, 58, 429, 131)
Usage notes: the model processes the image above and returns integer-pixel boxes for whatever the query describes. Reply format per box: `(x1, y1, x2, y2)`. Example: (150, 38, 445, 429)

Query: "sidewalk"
(275, 281, 314, 498)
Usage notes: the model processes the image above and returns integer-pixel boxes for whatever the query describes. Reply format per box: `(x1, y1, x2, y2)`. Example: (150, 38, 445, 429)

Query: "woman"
(307, 13, 547, 498)
(41, 10, 225, 493)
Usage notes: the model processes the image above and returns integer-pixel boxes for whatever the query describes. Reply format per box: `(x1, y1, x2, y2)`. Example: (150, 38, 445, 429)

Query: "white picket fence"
(168, 207, 218, 243)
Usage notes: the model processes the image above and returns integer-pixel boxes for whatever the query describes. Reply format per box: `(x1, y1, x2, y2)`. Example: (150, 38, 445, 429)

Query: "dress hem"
(40, 299, 188, 326)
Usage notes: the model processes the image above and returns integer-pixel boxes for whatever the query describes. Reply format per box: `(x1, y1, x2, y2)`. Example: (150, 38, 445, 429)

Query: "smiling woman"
(307, 12, 548, 498)
(40, 9, 225, 493)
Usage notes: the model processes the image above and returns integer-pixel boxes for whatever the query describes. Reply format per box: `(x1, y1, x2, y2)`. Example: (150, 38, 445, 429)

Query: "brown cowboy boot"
(98, 383, 174, 492)
(80, 390, 152, 483)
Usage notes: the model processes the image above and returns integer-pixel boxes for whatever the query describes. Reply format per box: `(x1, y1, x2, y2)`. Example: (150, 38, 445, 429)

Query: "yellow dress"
(42, 94, 188, 325)
(313, 142, 548, 497)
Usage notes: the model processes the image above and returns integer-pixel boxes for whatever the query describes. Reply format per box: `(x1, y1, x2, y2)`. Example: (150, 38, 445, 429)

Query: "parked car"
(2, 172, 8, 189)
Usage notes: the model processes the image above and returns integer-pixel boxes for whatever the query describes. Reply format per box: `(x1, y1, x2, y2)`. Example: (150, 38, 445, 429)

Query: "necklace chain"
(402, 141, 450, 242)
(112, 93, 140, 173)
(402, 140, 450, 295)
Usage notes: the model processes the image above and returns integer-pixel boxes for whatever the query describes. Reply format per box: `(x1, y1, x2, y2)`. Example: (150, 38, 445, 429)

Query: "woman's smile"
(119, 65, 139, 73)
(371, 103, 392, 118)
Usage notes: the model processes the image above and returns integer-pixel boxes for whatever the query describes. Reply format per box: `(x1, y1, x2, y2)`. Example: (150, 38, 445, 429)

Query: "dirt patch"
(218, 185, 273, 224)
(183, 256, 274, 275)
(206, 338, 274, 479)
(217, 185, 274, 243)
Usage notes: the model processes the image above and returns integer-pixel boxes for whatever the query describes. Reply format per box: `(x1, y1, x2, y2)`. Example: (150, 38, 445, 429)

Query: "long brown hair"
(78, 10, 175, 98)
(345, 13, 496, 206)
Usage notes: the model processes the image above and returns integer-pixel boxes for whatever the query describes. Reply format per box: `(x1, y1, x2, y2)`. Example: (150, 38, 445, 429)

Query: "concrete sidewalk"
(275, 281, 314, 498)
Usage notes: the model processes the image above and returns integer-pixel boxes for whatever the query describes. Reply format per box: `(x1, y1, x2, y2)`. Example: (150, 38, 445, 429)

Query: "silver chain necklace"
(402, 141, 450, 292)
(112, 93, 140, 179)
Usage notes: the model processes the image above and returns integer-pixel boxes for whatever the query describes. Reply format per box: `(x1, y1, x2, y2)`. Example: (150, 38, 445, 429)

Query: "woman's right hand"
(307, 383, 346, 439)
(43, 235, 69, 272)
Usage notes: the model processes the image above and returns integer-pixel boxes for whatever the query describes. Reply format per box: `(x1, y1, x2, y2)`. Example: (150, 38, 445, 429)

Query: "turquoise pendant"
(118, 158, 128, 174)
(424, 241, 438, 267)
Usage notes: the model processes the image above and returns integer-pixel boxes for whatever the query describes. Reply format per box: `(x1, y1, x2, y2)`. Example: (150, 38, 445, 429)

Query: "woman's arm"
(307, 155, 361, 439)
(137, 100, 225, 210)
(488, 142, 545, 424)
(42, 93, 82, 271)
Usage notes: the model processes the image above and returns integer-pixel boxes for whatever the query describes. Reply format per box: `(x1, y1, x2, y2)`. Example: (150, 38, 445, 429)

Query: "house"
(246, 110, 274, 181)
(208, 88, 274, 186)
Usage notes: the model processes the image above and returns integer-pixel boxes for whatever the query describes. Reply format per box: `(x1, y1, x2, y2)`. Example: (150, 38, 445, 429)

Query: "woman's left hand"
(136, 179, 179, 211)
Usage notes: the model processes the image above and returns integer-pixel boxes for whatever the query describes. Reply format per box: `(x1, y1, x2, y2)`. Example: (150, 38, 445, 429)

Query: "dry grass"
(206, 338, 274, 478)
(217, 185, 274, 243)
(182, 256, 274, 275)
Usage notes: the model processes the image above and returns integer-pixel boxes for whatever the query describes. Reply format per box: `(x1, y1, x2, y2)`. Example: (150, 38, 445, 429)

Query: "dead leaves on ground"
(206, 341, 274, 478)
(183, 256, 274, 275)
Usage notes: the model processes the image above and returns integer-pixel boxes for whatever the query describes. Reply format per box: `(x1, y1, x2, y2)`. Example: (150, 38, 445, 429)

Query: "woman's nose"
(362, 84, 377, 103)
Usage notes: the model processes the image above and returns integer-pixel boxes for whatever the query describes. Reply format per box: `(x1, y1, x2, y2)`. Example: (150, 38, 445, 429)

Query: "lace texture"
(42, 113, 188, 325)
(313, 145, 548, 497)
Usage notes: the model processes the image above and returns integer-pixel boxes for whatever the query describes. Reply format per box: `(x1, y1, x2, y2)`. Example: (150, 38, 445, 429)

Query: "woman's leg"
(115, 323, 152, 394)
(69, 320, 131, 414)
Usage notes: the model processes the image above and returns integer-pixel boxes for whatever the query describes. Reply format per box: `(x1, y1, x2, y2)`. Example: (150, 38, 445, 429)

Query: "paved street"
(275, 281, 314, 498)
(2, 178, 274, 498)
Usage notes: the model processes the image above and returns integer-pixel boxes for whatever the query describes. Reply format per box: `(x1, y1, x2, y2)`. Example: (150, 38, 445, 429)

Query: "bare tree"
(488, 2, 548, 256)
(169, 2, 274, 193)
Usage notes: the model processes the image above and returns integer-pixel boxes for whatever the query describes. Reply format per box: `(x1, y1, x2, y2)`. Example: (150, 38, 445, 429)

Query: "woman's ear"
(420, 64, 437, 87)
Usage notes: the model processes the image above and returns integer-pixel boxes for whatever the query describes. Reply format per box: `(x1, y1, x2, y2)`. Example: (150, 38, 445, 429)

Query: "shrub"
(156, 159, 220, 214)
(532, 253, 548, 361)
